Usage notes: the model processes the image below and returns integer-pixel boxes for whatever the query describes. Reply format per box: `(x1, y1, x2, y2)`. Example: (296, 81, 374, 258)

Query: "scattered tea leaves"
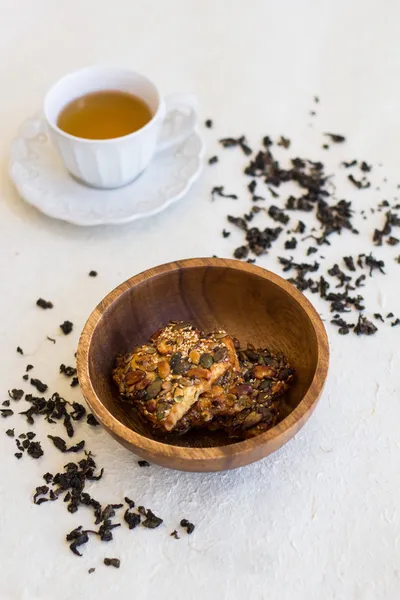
(141, 508, 163, 529)
(104, 558, 120, 569)
(354, 314, 378, 336)
(60, 364, 77, 377)
(324, 133, 346, 143)
(9, 389, 24, 401)
(170, 530, 180, 539)
(30, 378, 48, 393)
(180, 519, 195, 534)
(36, 298, 53, 309)
(47, 435, 85, 453)
(212, 186, 238, 201)
(1, 409, 13, 418)
(60, 321, 73, 335)
(87, 413, 99, 427)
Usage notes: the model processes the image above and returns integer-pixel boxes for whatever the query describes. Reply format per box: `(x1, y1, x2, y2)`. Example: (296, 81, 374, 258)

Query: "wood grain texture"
(77, 258, 329, 472)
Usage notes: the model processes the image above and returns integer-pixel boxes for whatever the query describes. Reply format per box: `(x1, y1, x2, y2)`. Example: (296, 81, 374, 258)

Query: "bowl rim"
(77, 257, 329, 462)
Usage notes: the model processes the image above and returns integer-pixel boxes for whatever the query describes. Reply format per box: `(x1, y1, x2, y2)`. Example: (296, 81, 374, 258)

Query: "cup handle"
(156, 93, 198, 153)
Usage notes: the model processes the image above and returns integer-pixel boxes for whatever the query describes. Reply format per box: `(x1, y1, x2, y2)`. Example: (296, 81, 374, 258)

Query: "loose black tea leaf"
(124, 509, 141, 530)
(222, 229, 231, 238)
(248, 180, 257, 194)
(268, 206, 289, 225)
(343, 256, 356, 272)
(354, 314, 378, 336)
(15, 452, 22, 459)
(89, 270, 97, 277)
(392, 319, 400, 327)
(60, 321, 73, 335)
(374, 313, 384, 322)
(180, 519, 195, 534)
(170, 530, 180, 539)
(268, 186, 279, 199)
(138, 460, 150, 467)
(233, 246, 249, 260)
(227, 215, 248, 231)
(70, 402, 86, 421)
(26, 364, 34, 372)
(67, 526, 90, 557)
(0, 409, 13, 418)
(205, 119, 213, 128)
(33, 485, 49, 504)
(46, 336, 56, 344)
(6, 429, 14, 437)
(348, 174, 370, 189)
(208, 156, 218, 165)
(360, 161, 371, 172)
(141, 509, 163, 529)
(355, 274, 366, 287)
(36, 298, 53, 309)
(48, 436, 67, 452)
(9, 389, 24, 400)
(277, 136, 291, 149)
(307, 247, 317, 255)
(211, 186, 238, 201)
(262, 135, 273, 147)
(87, 413, 99, 427)
(331, 317, 354, 335)
(48, 435, 85, 453)
(285, 238, 297, 250)
(364, 254, 385, 276)
(27, 440, 43, 458)
(88, 568, 96, 574)
(219, 135, 252, 155)
(2, 400, 10, 407)
(70, 377, 79, 388)
(104, 558, 120, 568)
(327, 264, 351, 288)
(17, 347, 23, 355)
(324, 133, 346, 143)
(387, 236, 399, 246)
(295, 221, 306, 234)
(60, 364, 77, 377)
(342, 160, 357, 168)
(64, 414, 74, 437)
(30, 378, 48, 393)
(124, 497, 135, 509)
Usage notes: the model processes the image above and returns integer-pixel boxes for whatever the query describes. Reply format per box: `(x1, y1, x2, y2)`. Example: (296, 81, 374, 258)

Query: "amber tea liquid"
(57, 90, 152, 140)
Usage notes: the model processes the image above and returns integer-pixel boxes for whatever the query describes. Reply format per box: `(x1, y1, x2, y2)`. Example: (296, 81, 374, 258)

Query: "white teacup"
(44, 66, 198, 189)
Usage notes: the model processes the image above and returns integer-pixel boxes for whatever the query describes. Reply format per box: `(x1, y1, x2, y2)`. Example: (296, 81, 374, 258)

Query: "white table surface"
(1, 1, 400, 599)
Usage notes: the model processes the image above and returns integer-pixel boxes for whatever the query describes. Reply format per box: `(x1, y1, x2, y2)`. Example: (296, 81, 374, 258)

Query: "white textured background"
(1, 1, 400, 599)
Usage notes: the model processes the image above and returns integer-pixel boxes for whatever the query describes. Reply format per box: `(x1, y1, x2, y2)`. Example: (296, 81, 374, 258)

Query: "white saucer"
(9, 113, 204, 226)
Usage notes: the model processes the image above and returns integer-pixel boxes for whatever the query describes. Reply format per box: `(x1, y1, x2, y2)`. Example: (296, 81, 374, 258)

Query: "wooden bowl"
(77, 258, 329, 472)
